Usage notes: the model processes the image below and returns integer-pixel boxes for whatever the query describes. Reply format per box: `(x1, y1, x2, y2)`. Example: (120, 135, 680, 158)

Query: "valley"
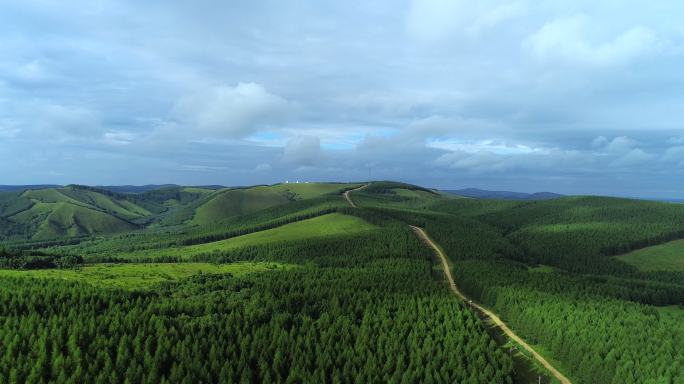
(1, 181, 683, 383)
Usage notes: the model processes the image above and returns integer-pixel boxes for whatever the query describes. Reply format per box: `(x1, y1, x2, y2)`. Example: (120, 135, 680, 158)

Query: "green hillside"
(428, 195, 684, 273)
(31, 203, 138, 240)
(190, 183, 360, 226)
(191, 187, 292, 225)
(0, 187, 150, 240)
(117, 213, 376, 260)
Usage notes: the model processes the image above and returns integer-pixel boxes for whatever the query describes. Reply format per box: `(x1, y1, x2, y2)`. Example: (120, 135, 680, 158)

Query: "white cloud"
(282, 136, 321, 166)
(604, 136, 638, 154)
(427, 139, 547, 155)
(2, 1, 684, 195)
(610, 148, 656, 167)
(102, 131, 136, 146)
(591, 136, 609, 148)
(591, 136, 656, 167)
(407, 0, 525, 41)
(527, 14, 659, 66)
(174, 83, 293, 138)
(434, 146, 584, 174)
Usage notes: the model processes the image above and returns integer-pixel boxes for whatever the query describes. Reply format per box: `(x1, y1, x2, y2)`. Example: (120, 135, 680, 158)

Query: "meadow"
(617, 239, 684, 271)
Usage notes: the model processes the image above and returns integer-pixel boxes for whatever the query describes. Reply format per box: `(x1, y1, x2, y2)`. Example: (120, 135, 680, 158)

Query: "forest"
(0, 213, 514, 383)
(1, 181, 684, 383)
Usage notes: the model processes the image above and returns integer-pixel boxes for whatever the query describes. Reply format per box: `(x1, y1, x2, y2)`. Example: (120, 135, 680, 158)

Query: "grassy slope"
(7, 201, 138, 241)
(116, 213, 376, 260)
(59, 187, 152, 219)
(617, 239, 684, 271)
(0, 187, 158, 240)
(0, 186, 220, 240)
(191, 187, 292, 225)
(191, 183, 360, 226)
(0, 262, 290, 289)
(37, 203, 138, 240)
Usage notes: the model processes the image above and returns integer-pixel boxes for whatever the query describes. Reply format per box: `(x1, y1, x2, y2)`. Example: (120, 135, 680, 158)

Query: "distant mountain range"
(0, 185, 60, 192)
(0, 184, 226, 194)
(445, 188, 564, 200)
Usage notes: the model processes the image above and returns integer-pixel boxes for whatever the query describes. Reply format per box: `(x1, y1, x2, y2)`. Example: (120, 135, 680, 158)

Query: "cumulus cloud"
(603, 136, 639, 154)
(590, 136, 656, 168)
(610, 148, 656, 167)
(174, 83, 293, 138)
(1, 1, 684, 196)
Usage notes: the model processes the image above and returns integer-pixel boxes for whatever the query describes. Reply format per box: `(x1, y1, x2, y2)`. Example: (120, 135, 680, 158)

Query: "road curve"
(342, 184, 367, 208)
(410, 225, 572, 384)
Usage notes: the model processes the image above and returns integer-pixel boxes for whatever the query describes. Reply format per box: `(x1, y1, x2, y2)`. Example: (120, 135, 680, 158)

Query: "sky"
(1, 1, 684, 197)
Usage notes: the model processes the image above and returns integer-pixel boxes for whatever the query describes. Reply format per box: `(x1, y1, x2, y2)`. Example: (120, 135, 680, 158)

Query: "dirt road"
(342, 184, 367, 208)
(410, 225, 572, 384)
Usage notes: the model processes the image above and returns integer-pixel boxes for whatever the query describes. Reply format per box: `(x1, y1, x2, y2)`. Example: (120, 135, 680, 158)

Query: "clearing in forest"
(617, 239, 684, 271)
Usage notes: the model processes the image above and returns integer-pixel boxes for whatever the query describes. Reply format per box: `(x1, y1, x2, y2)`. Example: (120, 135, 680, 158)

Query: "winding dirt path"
(342, 184, 367, 208)
(410, 225, 572, 384)
(343, 185, 571, 383)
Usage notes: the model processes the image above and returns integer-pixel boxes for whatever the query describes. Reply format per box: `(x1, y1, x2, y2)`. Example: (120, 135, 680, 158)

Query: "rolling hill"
(3, 180, 684, 383)
(0, 182, 364, 241)
(189, 183, 361, 226)
(0, 186, 146, 241)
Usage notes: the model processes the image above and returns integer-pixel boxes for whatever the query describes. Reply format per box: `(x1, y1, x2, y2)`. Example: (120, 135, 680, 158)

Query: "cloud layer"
(1, 1, 684, 197)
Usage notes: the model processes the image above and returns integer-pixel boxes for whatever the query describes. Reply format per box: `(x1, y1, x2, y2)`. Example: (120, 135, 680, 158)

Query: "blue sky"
(1, 1, 684, 196)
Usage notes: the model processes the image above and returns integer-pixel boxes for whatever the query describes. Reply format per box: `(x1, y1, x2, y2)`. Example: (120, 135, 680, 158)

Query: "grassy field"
(0, 262, 290, 289)
(191, 187, 292, 225)
(118, 213, 377, 260)
(617, 239, 684, 271)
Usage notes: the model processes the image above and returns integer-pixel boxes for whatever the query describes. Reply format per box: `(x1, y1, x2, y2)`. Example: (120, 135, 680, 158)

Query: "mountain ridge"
(445, 188, 563, 200)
